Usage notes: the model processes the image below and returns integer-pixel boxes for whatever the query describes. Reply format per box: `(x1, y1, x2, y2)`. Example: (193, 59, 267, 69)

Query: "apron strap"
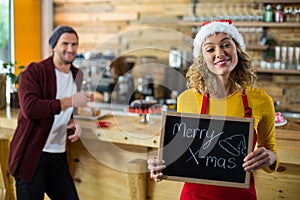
(201, 93, 209, 114)
(200, 89, 257, 147)
(241, 88, 257, 148)
(201, 89, 252, 117)
(242, 88, 252, 118)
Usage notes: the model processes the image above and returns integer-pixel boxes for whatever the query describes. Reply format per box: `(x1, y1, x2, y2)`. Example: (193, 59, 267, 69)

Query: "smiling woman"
(148, 20, 278, 200)
(202, 33, 238, 78)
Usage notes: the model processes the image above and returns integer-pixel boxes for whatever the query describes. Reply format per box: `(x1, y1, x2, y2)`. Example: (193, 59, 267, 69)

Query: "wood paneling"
(254, 163, 300, 200)
(50, 1, 300, 125)
(0, 136, 15, 200)
(66, 129, 300, 200)
(53, 0, 194, 54)
(52, 0, 300, 77)
(258, 74, 300, 112)
(1, 110, 300, 200)
(68, 139, 149, 200)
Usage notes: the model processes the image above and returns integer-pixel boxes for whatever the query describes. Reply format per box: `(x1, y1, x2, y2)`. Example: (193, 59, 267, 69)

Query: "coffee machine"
(96, 66, 115, 103)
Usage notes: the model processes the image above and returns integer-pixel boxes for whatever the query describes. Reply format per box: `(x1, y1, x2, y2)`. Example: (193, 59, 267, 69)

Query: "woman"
(147, 20, 279, 200)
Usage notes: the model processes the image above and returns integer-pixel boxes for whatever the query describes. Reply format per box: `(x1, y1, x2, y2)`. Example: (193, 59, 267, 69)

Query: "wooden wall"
(257, 73, 300, 112)
(53, 0, 300, 55)
(52, 0, 300, 111)
(53, 0, 192, 55)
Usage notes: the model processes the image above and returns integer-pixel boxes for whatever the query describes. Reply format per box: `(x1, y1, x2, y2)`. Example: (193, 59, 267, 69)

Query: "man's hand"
(71, 92, 92, 107)
(67, 120, 82, 142)
(60, 92, 92, 110)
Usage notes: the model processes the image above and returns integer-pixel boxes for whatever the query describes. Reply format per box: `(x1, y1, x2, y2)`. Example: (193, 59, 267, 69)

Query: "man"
(8, 26, 90, 200)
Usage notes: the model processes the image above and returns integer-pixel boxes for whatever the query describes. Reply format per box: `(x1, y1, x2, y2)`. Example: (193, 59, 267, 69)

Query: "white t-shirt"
(43, 69, 77, 153)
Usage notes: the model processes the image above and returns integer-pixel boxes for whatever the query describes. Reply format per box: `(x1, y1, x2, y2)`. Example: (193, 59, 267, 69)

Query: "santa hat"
(193, 20, 245, 59)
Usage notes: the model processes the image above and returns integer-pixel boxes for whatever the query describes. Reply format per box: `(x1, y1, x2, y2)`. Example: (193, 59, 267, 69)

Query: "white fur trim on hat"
(193, 21, 245, 59)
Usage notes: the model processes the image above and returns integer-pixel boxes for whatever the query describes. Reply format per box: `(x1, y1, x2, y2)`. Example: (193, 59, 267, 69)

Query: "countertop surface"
(1, 105, 299, 147)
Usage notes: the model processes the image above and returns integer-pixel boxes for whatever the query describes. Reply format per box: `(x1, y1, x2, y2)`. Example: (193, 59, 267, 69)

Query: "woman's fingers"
(151, 171, 164, 182)
(147, 158, 166, 182)
(243, 147, 275, 172)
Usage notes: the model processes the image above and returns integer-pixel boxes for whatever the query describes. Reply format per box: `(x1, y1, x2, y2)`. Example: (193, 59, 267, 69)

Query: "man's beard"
(62, 59, 73, 65)
(60, 53, 75, 65)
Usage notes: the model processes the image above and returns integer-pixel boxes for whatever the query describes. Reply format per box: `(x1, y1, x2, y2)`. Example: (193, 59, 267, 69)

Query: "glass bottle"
(263, 4, 273, 22)
(275, 4, 283, 23)
(281, 46, 287, 70)
(296, 47, 300, 70)
(274, 46, 281, 70)
(294, 7, 300, 22)
(284, 7, 293, 22)
(288, 47, 294, 70)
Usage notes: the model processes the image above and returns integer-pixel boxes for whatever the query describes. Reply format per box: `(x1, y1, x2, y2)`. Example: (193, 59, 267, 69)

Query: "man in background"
(8, 26, 91, 200)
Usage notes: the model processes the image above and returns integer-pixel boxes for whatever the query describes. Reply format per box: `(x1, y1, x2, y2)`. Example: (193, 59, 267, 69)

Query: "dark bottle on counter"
(135, 74, 154, 100)
(264, 4, 273, 22)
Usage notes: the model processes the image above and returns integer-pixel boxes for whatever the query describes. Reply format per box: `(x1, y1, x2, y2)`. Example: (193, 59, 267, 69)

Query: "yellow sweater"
(177, 87, 279, 173)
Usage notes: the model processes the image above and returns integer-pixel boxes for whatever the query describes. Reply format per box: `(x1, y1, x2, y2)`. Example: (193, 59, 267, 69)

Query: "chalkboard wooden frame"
(159, 111, 254, 188)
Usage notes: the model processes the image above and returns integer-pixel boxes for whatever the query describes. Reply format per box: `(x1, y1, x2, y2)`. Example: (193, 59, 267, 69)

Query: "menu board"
(159, 111, 254, 188)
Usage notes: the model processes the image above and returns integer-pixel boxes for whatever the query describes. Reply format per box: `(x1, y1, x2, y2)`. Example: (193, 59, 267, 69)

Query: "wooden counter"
(76, 113, 300, 200)
(0, 107, 18, 200)
(1, 107, 300, 200)
(78, 113, 161, 148)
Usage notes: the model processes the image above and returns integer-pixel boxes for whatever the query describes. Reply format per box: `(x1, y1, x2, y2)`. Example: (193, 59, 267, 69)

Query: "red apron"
(180, 89, 258, 200)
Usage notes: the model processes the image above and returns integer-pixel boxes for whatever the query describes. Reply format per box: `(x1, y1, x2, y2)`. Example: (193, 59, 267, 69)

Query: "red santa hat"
(193, 20, 246, 59)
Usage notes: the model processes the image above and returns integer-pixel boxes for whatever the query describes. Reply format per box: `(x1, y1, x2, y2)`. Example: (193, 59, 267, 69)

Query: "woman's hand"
(67, 120, 82, 142)
(147, 157, 166, 182)
(243, 147, 277, 172)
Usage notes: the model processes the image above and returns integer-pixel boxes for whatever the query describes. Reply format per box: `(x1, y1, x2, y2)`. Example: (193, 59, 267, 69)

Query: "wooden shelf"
(246, 45, 268, 50)
(234, 21, 300, 28)
(254, 0, 300, 3)
(179, 21, 300, 28)
(255, 68, 300, 75)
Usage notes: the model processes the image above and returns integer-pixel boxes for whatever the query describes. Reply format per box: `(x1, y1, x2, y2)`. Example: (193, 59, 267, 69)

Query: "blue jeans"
(15, 152, 79, 200)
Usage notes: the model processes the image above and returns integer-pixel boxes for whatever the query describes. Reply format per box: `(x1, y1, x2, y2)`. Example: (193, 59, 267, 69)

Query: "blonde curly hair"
(186, 43, 257, 95)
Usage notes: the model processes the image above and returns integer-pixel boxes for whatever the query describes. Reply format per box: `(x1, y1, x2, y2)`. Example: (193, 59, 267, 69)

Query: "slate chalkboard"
(159, 111, 254, 188)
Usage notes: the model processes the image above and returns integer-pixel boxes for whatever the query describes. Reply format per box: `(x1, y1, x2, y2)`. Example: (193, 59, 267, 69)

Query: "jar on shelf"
(263, 4, 273, 22)
(294, 7, 300, 22)
(275, 4, 283, 23)
(284, 7, 293, 22)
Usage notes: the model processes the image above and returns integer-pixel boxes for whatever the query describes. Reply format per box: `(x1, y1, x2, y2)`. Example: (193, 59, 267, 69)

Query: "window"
(0, 0, 12, 63)
(0, 0, 13, 104)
